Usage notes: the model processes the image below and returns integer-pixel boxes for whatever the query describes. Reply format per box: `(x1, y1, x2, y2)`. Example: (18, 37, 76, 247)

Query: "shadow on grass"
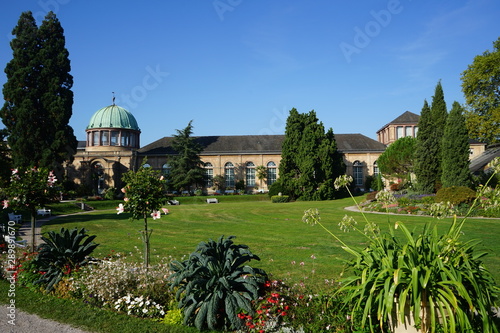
(42, 211, 131, 227)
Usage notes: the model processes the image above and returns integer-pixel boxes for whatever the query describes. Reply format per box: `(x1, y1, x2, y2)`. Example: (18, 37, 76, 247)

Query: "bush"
(268, 179, 285, 197)
(169, 235, 267, 331)
(435, 186, 476, 205)
(271, 195, 289, 203)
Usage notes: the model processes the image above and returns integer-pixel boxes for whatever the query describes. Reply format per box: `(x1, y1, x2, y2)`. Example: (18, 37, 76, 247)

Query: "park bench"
(206, 198, 218, 204)
(37, 208, 51, 217)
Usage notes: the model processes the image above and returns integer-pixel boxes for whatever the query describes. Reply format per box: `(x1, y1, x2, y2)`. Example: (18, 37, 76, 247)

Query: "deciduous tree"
(461, 37, 500, 144)
(377, 136, 416, 185)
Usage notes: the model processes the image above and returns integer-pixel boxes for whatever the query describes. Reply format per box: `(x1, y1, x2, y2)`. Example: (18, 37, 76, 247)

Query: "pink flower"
(161, 208, 169, 215)
(11, 168, 18, 175)
(2, 200, 8, 209)
(121, 187, 126, 193)
(151, 210, 161, 220)
(116, 203, 124, 214)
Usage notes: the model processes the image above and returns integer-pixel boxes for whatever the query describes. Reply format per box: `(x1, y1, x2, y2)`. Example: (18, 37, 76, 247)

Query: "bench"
(206, 198, 219, 204)
(167, 200, 180, 205)
(8, 213, 22, 223)
(37, 208, 51, 217)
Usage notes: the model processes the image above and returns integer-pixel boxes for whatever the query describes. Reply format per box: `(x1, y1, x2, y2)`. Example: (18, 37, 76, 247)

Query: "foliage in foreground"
(304, 170, 500, 333)
(169, 235, 268, 331)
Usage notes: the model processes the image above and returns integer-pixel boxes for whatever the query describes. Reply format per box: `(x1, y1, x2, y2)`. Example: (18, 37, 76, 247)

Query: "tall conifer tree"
(430, 81, 448, 188)
(441, 102, 471, 188)
(1, 11, 76, 173)
(279, 108, 345, 200)
(414, 100, 437, 193)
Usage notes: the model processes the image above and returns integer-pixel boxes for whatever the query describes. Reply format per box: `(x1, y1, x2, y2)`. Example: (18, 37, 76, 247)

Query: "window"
(204, 163, 213, 187)
(396, 126, 404, 139)
(414, 126, 419, 137)
(93, 131, 100, 146)
(101, 131, 109, 146)
(246, 162, 255, 187)
(121, 132, 130, 146)
(373, 161, 379, 177)
(405, 126, 412, 137)
(142, 163, 151, 168)
(353, 160, 363, 186)
(162, 163, 170, 176)
(267, 161, 277, 186)
(225, 162, 234, 188)
(110, 131, 119, 146)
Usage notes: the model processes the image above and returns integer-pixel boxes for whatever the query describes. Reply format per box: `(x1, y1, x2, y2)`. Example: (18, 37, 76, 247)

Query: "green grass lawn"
(42, 197, 500, 288)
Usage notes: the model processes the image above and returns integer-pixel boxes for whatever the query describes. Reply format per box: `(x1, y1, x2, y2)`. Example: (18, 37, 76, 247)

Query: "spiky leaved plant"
(35, 227, 98, 291)
(169, 235, 267, 331)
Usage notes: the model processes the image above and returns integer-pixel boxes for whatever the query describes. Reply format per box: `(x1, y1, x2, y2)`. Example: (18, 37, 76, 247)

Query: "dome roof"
(87, 105, 140, 131)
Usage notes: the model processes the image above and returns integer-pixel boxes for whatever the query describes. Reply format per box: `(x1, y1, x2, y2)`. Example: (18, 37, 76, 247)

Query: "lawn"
(41, 196, 500, 288)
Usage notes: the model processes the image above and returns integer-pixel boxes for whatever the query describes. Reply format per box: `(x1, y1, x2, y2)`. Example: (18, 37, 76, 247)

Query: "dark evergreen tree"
(1, 11, 76, 174)
(279, 108, 345, 200)
(0, 129, 12, 186)
(167, 120, 204, 193)
(430, 81, 448, 188)
(441, 101, 472, 188)
(377, 136, 416, 184)
(414, 100, 437, 193)
(38, 12, 77, 172)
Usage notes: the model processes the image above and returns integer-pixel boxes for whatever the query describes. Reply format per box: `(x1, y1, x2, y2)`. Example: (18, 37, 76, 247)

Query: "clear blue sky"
(1, 1, 499, 146)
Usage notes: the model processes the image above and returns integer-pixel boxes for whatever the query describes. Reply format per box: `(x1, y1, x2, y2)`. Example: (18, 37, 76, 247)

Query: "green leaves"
(35, 227, 98, 291)
(169, 235, 267, 331)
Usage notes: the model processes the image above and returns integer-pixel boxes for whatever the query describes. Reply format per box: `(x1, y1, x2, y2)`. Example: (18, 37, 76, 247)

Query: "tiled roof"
(377, 111, 420, 133)
(138, 133, 386, 156)
(469, 144, 500, 173)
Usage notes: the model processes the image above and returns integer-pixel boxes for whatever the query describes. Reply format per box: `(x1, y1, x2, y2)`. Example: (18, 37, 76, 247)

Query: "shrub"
(34, 227, 99, 291)
(268, 179, 285, 197)
(271, 195, 289, 203)
(169, 235, 267, 331)
(435, 186, 476, 205)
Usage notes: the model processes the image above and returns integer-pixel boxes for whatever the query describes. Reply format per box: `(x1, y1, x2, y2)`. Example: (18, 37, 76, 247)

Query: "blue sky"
(1, 1, 499, 146)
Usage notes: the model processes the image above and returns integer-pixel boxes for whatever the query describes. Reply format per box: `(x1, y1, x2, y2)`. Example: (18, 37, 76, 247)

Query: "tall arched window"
(267, 161, 277, 186)
(373, 161, 379, 177)
(162, 163, 170, 176)
(246, 162, 255, 187)
(225, 162, 234, 188)
(204, 162, 213, 187)
(353, 160, 363, 186)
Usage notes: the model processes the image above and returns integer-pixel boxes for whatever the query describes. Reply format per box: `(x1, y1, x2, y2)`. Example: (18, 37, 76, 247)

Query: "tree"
(0, 129, 12, 186)
(441, 101, 472, 188)
(430, 81, 448, 188)
(120, 164, 167, 267)
(255, 165, 267, 190)
(167, 120, 204, 193)
(461, 37, 500, 144)
(1, 11, 76, 175)
(414, 100, 437, 193)
(279, 108, 345, 200)
(377, 136, 416, 185)
(4, 167, 58, 249)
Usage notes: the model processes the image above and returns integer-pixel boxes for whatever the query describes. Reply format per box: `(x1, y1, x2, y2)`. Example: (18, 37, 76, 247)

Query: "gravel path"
(0, 304, 93, 333)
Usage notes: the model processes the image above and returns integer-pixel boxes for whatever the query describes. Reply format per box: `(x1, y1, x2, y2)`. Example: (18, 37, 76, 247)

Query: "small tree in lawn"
(3, 167, 58, 249)
(119, 164, 168, 267)
(255, 165, 267, 191)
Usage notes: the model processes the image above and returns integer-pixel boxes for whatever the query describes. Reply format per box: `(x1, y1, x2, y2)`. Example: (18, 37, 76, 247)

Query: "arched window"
(246, 162, 255, 187)
(353, 160, 363, 186)
(373, 161, 379, 177)
(142, 163, 151, 168)
(204, 162, 213, 187)
(267, 161, 277, 186)
(225, 162, 234, 188)
(162, 163, 170, 176)
(93, 162, 105, 195)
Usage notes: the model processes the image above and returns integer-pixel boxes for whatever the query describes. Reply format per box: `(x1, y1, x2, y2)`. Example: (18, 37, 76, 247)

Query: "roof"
(138, 133, 386, 156)
(469, 144, 500, 173)
(376, 111, 420, 133)
(87, 105, 140, 131)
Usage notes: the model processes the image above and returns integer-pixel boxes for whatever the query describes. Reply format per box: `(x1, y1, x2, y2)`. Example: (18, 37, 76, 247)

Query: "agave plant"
(35, 227, 99, 291)
(169, 235, 268, 331)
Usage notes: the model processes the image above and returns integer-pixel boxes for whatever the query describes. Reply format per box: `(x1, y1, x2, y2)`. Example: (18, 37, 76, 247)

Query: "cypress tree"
(441, 102, 471, 188)
(1, 11, 76, 173)
(414, 100, 437, 193)
(430, 81, 448, 190)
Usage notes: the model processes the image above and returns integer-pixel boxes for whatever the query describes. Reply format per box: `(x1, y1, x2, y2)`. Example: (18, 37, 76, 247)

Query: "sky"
(0, 1, 499, 146)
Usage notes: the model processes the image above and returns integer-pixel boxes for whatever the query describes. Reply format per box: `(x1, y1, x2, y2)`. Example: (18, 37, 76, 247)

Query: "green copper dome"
(87, 105, 140, 131)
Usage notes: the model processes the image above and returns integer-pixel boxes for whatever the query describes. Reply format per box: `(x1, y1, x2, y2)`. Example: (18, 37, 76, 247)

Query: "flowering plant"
(113, 294, 165, 319)
(119, 163, 168, 266)
(303, 163, 500, 333)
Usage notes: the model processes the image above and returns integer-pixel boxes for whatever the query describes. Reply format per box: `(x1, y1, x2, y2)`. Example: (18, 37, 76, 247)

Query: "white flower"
(116, 203, 124, 214)
(151, 210, 161, 220)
